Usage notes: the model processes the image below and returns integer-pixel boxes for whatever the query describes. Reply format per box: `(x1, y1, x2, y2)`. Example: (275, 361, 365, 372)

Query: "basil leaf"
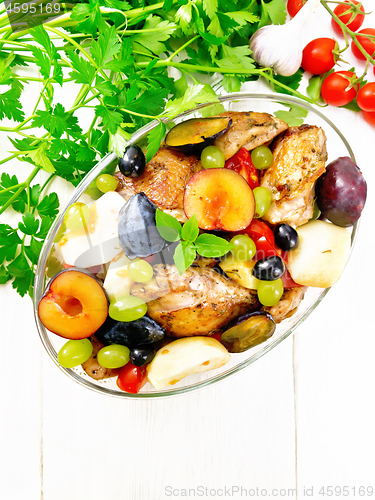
(155, 208, 182, 242)
(181, 214, 199, 242)
(173, 241, 197, 275)
(195, 233, 233, 258)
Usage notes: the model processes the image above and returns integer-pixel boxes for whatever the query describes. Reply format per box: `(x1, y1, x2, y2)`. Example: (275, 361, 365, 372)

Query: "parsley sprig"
(155, 209, 233, 275)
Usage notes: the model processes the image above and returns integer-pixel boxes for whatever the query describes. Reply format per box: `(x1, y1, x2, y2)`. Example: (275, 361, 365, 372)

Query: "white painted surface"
(1, 3, 375, 500)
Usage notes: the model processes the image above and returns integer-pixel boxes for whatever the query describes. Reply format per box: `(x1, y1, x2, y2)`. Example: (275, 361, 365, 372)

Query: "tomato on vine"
(331, 0, 365, 35)
(302, 38, 338, 75)
(321, 71, 359, 107)
(287, 0, 307, 18)
(357, 83, 375, 112)
(351, 28, 375, 60)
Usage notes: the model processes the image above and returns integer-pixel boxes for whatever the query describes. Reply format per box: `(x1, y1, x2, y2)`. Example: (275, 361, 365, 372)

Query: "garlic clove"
(249, 0, 321, 77)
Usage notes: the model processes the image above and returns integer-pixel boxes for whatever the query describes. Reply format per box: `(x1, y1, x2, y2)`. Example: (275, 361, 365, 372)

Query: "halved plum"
(38, 268, 108, 339)
(165, 117, 232, 155)
(220, 311, 276, 353)
(183, 168, 255, 231)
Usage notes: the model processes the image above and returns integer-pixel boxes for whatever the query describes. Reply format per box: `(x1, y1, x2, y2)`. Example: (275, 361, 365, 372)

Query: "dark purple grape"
(274, 224, 299, 251)
(119, 145, 145, 178)
(130, 347, 156, 366)
(253, 255, 285, 281)
(315, 157, 367, 227)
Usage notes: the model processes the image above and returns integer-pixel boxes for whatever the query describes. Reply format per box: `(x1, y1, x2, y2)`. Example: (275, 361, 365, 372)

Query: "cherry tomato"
(224, 148, 259, 190)
(287, 0, 306, 18)
(116, 362, 147, 393)
(362, 110, 375, 126)
(237, 220, 281, 260)
(321, 71, 359, 107)
(331, 0, 365, 35)
(280, 267, 301, 288)
(301, 38, 337, 75)
(357, 83, 375, 112)
(351, 28, 375, 60)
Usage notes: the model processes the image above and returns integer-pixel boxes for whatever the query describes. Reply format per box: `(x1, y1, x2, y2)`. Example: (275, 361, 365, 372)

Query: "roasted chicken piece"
(213, 111, 288, 160)
(115, 146, 202, 210)
(131, 264, 260, 337)
(262, 286, 307, 323)
(260, 125, 327, 227)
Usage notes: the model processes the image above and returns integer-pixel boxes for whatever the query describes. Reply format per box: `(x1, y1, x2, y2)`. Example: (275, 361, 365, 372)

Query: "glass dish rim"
(33, 91, 358, 399)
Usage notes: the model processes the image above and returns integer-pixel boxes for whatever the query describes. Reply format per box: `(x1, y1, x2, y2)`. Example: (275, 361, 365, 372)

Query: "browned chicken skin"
(214, 111, 288, 160)
(260, 125, 327, 227)
(262, 286, 307, 323)
(115, 146, 203, 210)
(131, 264, 260, 337)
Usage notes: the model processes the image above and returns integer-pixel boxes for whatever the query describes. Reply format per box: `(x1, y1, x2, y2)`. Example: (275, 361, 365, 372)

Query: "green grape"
(229, 234, 256, 261)
(251, 145, 273, 170)
(97, 344, 130, 369)
(129, 259, 154, 283)
(253, 186, 272, 218)
(201, 146, 225, 169)
(96, 174, 119, 193)
(85, 180, 102, 200)
(109, 295, 147, 322)
(58, 339, 93, 368)
(64, 202, 90, 232)
(257, 279, 284, 307)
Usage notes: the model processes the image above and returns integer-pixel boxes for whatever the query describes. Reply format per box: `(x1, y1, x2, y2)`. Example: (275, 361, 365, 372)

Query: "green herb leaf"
(18, 213, 39, 236)
(275, 104, 308, 127)
(195, 233, 234, 258)
(181, 215, 199, 242)
(145, 121, 166, 163)
(155, 208, 182, 242)
(174, 241, 197, 275)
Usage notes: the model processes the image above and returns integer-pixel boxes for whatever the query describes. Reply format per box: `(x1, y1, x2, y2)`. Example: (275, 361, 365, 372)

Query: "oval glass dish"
(33, 92, 358, 399)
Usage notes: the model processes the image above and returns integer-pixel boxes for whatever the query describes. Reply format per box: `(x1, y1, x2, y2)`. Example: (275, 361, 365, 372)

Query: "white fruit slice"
(59, 191, 126, 267)
(103, 252, 134, 302)
(287, 220, 351, 288)
(147, 337, 231, 390)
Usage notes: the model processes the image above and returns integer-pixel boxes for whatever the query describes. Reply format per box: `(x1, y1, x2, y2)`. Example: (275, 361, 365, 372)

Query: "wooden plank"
(41, 337, 296, 499)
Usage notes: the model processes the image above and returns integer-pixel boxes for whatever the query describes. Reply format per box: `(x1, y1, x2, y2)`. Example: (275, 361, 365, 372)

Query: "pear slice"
(147, 337, 230, 390)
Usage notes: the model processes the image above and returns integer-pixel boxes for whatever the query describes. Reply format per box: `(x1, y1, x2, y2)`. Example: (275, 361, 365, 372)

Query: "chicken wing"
(131, 264, 260, 337)
(260, 125, 327, 227)
(262, 286, 307, 323)
(115, 146, 203, 210)
(213, 111, 288, 160)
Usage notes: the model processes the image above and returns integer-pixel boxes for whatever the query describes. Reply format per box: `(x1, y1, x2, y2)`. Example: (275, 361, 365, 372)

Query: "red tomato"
(281, 267, 301, 289)
(287, 0, 306, 18)
(331, 0, 365, 35)
(321, 71, 359, 106)
(224, 148, 259, 190)
(210, 332, 222, 342)
(301, 38, 337, 75)
(238, 220, 281, 260)
(116, 362, 147, 394)
(351, 28, 375, 60)
(362, 110, 375, 126)
(357, 83, 375, 112)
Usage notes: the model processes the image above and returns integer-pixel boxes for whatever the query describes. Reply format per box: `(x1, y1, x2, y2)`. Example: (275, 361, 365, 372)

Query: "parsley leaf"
(145, 121, 166, 163)
(275, 104, 308, 127)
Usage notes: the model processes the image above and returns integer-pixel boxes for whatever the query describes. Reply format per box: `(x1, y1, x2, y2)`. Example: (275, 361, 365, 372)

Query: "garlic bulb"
(249, 0, 321, 76)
